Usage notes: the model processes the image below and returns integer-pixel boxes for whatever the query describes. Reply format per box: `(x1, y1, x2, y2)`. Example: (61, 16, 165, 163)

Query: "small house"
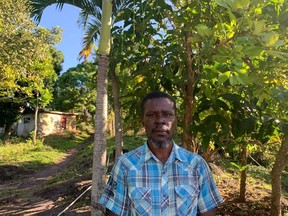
(16, 109, 77, 137)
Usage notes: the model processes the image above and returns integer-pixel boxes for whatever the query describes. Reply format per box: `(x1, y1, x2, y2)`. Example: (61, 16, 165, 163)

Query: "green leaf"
(204, 86, 213, 99)
(229, 74, 238, 86)
(230, 162, 241, 170)
(260, 33, 279, 47)
(237, 0, 250, 9)
(253, 20, 266, 35)
(267, 50, 288, 59)
(243, 46, 263, 57)
(215, 0, 230, 9)
(240, 165, 248, 171)
(218, 71, 231, 84)
(234, 72, 250, 85)
(196, 24, 212, 37)
(273, 39, 286, 47)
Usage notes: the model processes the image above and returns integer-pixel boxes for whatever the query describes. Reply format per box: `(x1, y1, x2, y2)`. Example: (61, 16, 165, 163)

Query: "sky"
(39, 5, 90, 73)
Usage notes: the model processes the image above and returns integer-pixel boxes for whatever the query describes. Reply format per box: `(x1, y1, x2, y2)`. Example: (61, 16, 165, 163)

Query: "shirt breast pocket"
(175, 185, 199, 216)
(128, 187, 151, 216)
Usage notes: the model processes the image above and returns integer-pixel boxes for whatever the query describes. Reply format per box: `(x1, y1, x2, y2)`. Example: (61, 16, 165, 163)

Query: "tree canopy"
(0, 0, 63, 139)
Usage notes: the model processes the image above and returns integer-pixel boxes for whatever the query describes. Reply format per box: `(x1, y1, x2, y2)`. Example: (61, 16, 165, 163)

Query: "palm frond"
(78, 17, 101, 60)
(30, 0, 97, 24)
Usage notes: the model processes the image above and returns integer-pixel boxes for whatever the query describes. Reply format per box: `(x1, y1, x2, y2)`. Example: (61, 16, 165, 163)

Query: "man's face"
(142, 97, 177, 148)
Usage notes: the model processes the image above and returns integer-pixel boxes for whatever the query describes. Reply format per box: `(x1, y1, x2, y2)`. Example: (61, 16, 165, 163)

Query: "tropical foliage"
(0, 0, 63, 140)
(2, 0, 287, 214)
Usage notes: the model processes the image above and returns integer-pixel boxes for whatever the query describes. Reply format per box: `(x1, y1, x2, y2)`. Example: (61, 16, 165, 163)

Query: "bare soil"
(1, 147, 288, 215)
(0, 146, 91, 216)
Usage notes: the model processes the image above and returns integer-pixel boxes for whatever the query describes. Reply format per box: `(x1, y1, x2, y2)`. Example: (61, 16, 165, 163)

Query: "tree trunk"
(91, 54, 109, 215)
(3, 124, 12, 141)
(271, 138, 288, 216)
(182, 31, 197, 152)
(91, 0, 112, 215)
(33, 92, 39, 145)
(239, 144, 248, 202)
(111, 70, 123, 159)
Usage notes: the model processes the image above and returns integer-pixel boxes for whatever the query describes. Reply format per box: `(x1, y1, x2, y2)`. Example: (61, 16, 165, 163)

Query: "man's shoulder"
(174, 144, 204, 163)
(116, 144, 144, 167)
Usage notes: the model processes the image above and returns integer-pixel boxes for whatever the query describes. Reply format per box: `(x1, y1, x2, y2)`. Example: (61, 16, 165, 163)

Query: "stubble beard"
(148, 137, 172, 149)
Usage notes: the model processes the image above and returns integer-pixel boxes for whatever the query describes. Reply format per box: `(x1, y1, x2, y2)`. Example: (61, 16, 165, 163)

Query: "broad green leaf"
(204, 86, 213, 99)
(237, 0, 250, 9)
(218, 71, 231, 84)
(267, 50, 288, 59)
(235, 72, 250, 85)
(196, 24, 212, 37)
(260, 33, 279, 47)
(215, 0, 230, 9)
(253, 20, 266, 35)
(234, 45, 243, 52)
(229, 74, 238, 86)
(243, 46, 263, 57)
(228, 10, 236, 25)
(273, 39, 286, 47)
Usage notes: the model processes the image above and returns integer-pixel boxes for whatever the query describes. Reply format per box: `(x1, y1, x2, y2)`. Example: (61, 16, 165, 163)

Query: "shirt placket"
(161, 163, 169, 215)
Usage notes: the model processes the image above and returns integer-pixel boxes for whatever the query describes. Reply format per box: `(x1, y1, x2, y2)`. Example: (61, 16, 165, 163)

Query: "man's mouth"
(152, 128, 168, 134)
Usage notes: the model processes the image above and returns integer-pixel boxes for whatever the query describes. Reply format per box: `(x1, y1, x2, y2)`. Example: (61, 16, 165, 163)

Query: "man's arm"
(198, 208, 216, 216)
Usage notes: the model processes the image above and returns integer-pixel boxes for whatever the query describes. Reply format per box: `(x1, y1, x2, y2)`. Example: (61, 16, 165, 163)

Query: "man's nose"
(155, 114, 165, 123)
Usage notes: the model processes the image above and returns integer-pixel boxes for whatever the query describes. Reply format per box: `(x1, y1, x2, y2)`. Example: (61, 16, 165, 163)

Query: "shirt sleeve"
(197, 158, 224, 213)
(98, 158, 130, 216)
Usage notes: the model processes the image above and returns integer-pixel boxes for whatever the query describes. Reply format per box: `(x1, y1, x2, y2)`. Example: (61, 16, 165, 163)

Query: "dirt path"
(0, 147, 89, 216)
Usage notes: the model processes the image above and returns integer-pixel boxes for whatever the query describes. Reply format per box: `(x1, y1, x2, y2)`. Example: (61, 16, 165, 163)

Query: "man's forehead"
(145, 97, 173, 105)
(144, 98, 174, 110)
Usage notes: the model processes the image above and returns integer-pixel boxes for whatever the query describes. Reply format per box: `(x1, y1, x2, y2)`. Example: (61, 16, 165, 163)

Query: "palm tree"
(31, 0, 116, 214)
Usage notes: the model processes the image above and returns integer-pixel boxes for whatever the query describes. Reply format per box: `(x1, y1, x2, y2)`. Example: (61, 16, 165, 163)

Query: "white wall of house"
(16, 111, 77, 137)
(17, 113, 35, 137)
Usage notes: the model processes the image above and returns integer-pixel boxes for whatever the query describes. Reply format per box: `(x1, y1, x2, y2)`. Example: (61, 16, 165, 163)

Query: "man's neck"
(147, 140, 173, 164)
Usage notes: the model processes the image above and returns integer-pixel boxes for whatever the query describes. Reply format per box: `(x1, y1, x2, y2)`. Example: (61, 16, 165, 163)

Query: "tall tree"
(0, 0, 61, 140)
(31, 0, 116, 214)
(53, 62, 97, 122)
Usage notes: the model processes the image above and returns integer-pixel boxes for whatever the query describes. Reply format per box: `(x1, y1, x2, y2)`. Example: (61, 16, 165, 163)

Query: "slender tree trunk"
(91, 0, 112, 215)
(3, 124, 12, 141)
(91, 54, 109, 215)
(239, 144, 248, 202)
(33, 92, 39, 145)
(182, 31, 197, 152)
(111, 70, 123, 159)
(271, 139, 288, 216)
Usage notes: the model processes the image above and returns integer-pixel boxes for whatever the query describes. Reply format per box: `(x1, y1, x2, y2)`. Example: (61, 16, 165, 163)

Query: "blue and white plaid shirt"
(99, 142, 223, 216)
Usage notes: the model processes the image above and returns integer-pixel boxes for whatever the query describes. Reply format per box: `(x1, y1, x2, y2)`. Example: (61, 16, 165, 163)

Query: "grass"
(0, 132, 89, 169)
(46, 135, 146, 185)
(1, 132, 288, 197)
(2, 132, 288, 214)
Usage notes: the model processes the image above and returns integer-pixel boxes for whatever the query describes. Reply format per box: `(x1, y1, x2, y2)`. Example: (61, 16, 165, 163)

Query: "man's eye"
(164, 113, 173, 117)
(146, 114, 154, 117)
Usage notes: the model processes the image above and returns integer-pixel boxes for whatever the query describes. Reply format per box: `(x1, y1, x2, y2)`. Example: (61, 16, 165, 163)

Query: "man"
(99, 91, 223, 216)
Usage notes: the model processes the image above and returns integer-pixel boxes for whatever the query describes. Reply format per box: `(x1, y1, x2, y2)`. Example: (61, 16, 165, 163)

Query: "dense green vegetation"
(1, 0, 288, 214)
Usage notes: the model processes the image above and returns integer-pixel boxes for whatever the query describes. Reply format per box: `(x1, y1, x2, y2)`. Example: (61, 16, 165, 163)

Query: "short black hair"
(140, 91, 177, 117)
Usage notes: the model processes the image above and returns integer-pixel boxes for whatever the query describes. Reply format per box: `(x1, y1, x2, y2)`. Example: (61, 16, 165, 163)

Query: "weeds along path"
(0, 138, 91, 216)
